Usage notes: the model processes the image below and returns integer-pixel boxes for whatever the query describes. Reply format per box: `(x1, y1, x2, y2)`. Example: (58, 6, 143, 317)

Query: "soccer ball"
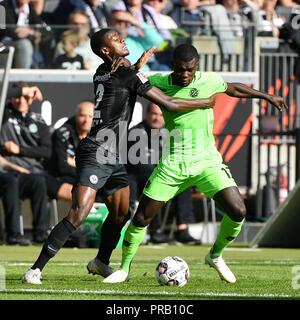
(155, 256, 190, 287)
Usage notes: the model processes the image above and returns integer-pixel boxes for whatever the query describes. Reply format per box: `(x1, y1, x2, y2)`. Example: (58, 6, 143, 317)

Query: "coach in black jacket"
(49, 100, 94, 192)
(0, 82, 51, 243)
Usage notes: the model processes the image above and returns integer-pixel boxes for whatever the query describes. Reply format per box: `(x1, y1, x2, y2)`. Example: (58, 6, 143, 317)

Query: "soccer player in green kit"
(104, 44, 288, 284)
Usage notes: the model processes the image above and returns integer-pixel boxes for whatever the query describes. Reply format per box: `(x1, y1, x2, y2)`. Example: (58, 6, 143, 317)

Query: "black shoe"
(149, 231, 171, 244)
(7, 233, 31, 246)
(174, 229, 202, 245)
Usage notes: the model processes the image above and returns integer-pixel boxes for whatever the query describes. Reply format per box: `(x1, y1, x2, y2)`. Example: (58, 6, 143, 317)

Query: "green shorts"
(143, 159, 237, 201)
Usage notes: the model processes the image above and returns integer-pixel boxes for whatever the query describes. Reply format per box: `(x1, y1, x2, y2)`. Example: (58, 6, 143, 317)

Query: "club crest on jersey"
(189, 88, 199, 97)
(29, 123, 38, 133)
(136, 72, 148, 84)
(89, 175, 98, 185)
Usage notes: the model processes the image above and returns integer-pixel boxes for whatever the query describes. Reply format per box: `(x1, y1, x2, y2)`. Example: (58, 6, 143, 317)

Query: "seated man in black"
(0, 82, 76, 242)
(49, 100, 94, 198)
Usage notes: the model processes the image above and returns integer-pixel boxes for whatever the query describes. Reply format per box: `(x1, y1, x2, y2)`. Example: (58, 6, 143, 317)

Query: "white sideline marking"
(225, 248, 262, 252)
(2, 288, 299, 299)
(3, 262, 121, 266)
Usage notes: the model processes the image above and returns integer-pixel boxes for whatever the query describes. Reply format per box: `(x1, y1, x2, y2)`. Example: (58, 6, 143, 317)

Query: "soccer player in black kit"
(22, 28, 216, 284)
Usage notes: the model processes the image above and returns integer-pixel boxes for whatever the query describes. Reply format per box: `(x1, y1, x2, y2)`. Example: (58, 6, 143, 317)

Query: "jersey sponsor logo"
(136, 72, 148, 84)
(89, 174, 98, 185)
(94, 74, 111, 82)
(189, 88, 199, 97)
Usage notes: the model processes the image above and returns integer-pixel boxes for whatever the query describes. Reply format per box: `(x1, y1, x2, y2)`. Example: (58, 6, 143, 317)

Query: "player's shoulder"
(148, 72, 169, 86)
(199, 71, 224, 81)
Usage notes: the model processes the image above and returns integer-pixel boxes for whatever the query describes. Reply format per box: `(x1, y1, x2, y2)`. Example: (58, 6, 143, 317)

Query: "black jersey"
(87, 64, 152, 162)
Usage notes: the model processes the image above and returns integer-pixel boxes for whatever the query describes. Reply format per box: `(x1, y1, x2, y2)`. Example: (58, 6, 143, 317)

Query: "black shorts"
(44, 174, 76, 199)
(75, 138, 129, 197)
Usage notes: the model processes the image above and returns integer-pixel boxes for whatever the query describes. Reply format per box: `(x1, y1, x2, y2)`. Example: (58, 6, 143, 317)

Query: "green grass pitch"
(0, 243, 300, 300)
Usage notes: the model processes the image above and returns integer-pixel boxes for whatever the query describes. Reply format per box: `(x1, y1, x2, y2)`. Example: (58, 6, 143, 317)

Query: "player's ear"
(100, 47, 110, 57)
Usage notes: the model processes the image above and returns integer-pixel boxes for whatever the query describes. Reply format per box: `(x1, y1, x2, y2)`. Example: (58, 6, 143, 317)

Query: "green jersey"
(148, 71, 228, 164)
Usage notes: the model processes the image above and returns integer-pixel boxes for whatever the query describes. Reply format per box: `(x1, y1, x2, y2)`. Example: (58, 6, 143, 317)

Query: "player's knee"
(110, 211, 130, 225)
(231, 202, 247, 221)
(132, 211, 148, 227)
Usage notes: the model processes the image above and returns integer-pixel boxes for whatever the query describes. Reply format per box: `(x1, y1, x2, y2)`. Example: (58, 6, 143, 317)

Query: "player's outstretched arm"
(226, 82, 288, 111)
(145, 86, 216, 112)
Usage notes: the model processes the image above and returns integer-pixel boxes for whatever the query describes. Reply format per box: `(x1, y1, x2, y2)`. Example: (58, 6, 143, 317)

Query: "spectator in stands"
(279, 6, 300, 82)
(144, 0, 184, 69)
(0, 0, 42, 68)
(0, 82, 73, 238)
(31, 0, 45, 15)
(145, 0, 178, 31)
(170, 0, 236, 60)
(278, 0, 300, 6)
(55, 30, 85, 70)
(42, 0, 110, 31)
(112, 0, 173, 45)
(222, 0, 255, 37)
(127, 103, 200, 244)
(169, 0, 212, 36)
(109, 10, 168, 71)
(256, 0, 285, 37)
(49, 101, 94, 191)
(78, 0, 111, 33)
(54, 10, 103, 71)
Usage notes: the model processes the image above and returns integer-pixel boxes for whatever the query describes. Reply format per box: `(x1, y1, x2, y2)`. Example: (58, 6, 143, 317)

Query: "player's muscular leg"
(133, 195, 165, 227)
(103, 186, 131, 224)
(213, 187, 246, 222)
(66, 185, 97, 228)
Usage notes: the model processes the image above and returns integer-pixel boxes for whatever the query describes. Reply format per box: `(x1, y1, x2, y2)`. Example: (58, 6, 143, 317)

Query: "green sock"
(210, 214, 244, 259)
(121, 222, 147, 273)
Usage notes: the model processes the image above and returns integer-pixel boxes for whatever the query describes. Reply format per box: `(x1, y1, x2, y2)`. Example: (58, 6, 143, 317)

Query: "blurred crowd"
(0, 0, 299, 70)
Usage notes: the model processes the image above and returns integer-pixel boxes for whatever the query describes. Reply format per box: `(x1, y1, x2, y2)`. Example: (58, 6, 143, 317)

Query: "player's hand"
(205, 95, 216, 108)
(110, 56, 131, 72)
(15, 27, 34, 38)
(267, 95, 288, 112)
(67, 156, 76, 168)
(4, 141, 20, 154)
(22, 86, 43, 101)
(133, 46, 157, 70)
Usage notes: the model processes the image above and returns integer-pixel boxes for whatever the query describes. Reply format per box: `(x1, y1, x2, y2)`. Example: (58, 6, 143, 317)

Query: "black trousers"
(0, 172, 49, 237)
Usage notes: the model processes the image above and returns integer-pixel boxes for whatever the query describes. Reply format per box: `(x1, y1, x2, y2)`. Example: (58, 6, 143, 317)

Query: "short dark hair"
(173, 44, 199, 62)
(90, 28, 114, 57)
(12, 81, 30, 90)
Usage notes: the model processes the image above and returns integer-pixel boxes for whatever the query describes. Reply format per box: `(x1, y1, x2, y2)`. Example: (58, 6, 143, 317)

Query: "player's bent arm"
(144, 86, 215, 112)
(226, 82, 288, 111)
